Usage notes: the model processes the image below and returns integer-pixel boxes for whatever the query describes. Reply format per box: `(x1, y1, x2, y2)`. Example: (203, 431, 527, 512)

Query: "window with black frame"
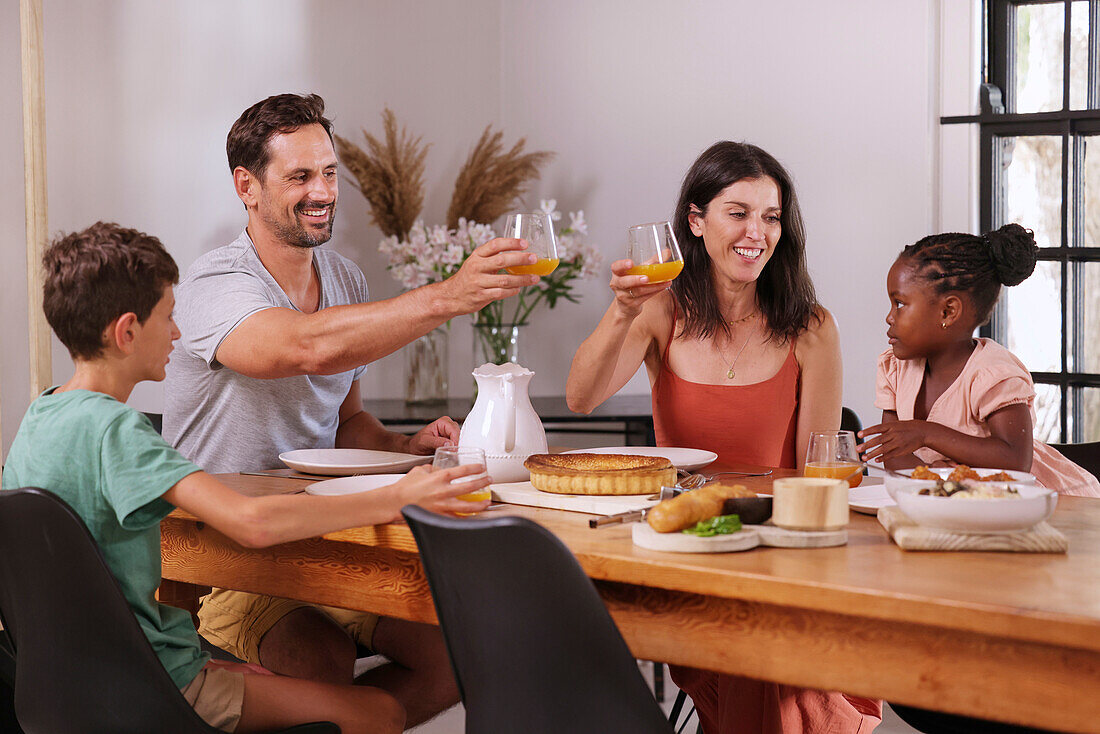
(943, 0, 1100, 442)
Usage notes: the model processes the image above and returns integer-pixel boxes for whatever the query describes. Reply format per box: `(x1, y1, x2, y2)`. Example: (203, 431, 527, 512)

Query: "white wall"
(2, 0, 966, 455)
(500, 0, 942, 425)
(1, 0, 501, 454)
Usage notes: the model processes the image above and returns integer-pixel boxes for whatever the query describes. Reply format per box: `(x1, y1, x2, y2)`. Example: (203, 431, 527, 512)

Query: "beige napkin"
(877, 505, 1067, 553)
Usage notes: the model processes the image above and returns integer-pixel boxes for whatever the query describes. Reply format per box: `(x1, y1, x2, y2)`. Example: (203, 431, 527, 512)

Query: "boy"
(1, 222, 489, 733)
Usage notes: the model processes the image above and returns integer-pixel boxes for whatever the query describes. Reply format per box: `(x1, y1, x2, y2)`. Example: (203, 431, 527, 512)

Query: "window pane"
(1074, 387, 1100, 441)
(998, 135, 1063, 247)
(1005, 260, 1062, 372)
(1015, 2, 1065, 113)
(1080, 262, 1100, 372)
(1083, 135, 1100, 246)
(1034, 382, 1063, 443)
(1069, 1, 1090, 109)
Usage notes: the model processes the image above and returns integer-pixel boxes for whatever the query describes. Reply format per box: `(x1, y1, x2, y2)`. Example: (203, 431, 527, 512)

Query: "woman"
(567, 141, 879, 733)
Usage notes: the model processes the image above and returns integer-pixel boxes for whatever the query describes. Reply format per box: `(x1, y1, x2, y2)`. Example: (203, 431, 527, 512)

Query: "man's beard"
(265, 202, 337, 249)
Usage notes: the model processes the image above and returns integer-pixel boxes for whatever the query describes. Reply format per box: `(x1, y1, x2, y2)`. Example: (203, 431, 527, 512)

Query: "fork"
(644, 473, 706, 500)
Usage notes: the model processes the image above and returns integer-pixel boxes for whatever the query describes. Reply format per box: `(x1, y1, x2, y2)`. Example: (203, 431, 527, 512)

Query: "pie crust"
(524, 453, 676, 495)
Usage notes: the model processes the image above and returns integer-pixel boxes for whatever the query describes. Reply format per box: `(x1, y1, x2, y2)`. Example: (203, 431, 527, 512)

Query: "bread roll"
(646, 482, 750, 533)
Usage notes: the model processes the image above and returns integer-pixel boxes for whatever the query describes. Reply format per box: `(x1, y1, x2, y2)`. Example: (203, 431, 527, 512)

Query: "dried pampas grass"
(334, 108, 428, 241)
(446, 126, 554, 229)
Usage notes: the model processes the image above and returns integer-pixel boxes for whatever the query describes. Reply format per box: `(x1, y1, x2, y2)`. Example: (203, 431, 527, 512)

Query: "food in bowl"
(911, 465, 1026, 483)
(885, 465, 1035, 501)
(525, 453, 675, 495)
(893, 483, 1057, 534)
(918, 478, 1021, 499)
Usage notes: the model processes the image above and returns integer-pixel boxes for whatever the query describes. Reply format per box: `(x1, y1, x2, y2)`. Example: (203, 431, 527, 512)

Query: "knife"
(588, 486, 680, 529)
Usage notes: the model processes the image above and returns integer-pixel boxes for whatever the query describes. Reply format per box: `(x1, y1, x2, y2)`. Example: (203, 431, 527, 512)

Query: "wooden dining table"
(159, 466, 1100, 733)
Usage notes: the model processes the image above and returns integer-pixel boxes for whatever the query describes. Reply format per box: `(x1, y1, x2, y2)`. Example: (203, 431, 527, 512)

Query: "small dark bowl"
(721, 496, 773, 525)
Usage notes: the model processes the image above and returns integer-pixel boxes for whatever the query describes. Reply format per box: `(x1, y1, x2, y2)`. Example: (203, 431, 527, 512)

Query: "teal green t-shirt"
(1, 388, 207, 688)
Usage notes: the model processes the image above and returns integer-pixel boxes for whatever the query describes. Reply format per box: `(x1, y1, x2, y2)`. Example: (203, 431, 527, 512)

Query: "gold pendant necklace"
(725, 322, 754, 380)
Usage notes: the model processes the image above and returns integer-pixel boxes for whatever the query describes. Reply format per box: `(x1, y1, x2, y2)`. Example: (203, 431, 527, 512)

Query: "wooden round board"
(755, 524, 847, 548)
(632, 523, 760, 553)
(632, 523, 848, 553)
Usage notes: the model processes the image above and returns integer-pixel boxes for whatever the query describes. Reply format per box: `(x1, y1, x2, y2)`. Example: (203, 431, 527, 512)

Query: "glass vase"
(472, 322, 527, 367)
(405, 327, 449, 404)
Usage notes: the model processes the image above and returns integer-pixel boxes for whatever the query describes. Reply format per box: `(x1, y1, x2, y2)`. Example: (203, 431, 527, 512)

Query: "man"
(164, 93, 539, 727)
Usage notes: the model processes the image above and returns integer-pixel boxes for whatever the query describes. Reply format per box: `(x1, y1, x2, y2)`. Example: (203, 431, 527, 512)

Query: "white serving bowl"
(893, 483, 1057, 534)
(883, 467, 1036, 502)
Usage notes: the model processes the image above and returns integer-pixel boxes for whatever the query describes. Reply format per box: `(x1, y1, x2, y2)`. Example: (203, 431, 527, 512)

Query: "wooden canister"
(772, 477, 849, 531)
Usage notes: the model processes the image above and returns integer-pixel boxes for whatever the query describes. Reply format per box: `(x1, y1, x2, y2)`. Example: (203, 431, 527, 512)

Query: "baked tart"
(524, 453, 676, 495)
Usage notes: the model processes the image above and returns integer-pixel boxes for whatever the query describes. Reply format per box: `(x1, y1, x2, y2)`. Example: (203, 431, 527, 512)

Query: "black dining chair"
(1049, 441, 1100, 483)
(840, 406, 863, 435)
(0, 629, 22, 733)
(402, 504, 674, 734)
(888, 703, 1061, 733)
(0, 487, 338, 734)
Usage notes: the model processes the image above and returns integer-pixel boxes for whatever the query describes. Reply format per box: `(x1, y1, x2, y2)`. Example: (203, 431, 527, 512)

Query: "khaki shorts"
(198, 588, 381, 664)
(181, 666, 245, 732)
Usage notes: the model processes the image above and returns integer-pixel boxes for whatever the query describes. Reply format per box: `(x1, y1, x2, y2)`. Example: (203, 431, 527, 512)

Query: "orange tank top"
(652, 303, 800, 469)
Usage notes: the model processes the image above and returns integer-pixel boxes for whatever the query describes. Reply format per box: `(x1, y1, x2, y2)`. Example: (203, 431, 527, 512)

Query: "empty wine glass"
(502, 212, 559, 276)
(626, 221, 684, 283)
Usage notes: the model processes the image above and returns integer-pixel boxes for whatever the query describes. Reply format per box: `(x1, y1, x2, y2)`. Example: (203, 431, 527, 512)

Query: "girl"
(858, 224, 1099, 496)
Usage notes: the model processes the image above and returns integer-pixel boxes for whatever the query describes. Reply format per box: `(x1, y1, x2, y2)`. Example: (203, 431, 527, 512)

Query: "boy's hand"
(857, 420, 938, 463)
(393, 463, 490, 517)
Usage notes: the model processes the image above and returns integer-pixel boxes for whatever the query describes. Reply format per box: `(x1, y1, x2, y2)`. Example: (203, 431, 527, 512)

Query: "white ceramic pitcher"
(459, 362, 547, 483)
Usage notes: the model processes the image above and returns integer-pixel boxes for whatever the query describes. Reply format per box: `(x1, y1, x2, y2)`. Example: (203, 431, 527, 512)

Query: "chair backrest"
(840, 406, 863, 435)
(143, 411, 164, 435)
(0, 488, 221, 734)
(402, 505, 672, 734)
(1049, 441, 1100, 483)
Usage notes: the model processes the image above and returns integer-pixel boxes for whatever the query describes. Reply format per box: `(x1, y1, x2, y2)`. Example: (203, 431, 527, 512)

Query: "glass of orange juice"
(433, 445, 491, 514)
(804, 430, 863, 487)
(502, 212, 559, 276)
(625, 221, 684, 283)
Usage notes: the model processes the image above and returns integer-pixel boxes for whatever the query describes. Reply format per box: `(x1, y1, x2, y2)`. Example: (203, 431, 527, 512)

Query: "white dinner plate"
(305, 473, 405, 496)
(280, 449, 432, 476)
(848, 481, 894, 515)
(561, 446, 718, 471)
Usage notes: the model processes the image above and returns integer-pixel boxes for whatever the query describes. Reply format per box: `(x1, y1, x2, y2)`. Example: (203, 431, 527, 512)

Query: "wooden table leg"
(157, 578, 209, 628)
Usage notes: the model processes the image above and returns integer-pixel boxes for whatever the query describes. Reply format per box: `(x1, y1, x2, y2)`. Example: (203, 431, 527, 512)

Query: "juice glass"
(501, 212, 559, 276)
(625, 221, 684, 283)
(433, 446, 491, 514)
(804, 430, 863, 488)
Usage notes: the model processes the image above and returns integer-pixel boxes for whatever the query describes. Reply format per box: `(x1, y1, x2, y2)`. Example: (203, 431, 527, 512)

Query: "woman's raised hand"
(610, 258, 672, 316)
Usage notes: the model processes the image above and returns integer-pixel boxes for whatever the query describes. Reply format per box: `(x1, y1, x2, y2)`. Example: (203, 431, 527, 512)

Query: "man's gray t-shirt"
(164, 230, 368, 473)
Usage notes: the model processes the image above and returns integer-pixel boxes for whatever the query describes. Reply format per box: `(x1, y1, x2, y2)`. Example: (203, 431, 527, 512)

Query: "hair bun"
(985, 223, 1038, 286)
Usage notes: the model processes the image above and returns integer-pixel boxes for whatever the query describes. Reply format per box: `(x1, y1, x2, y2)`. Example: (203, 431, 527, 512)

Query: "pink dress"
(874, 338, 1100, 496)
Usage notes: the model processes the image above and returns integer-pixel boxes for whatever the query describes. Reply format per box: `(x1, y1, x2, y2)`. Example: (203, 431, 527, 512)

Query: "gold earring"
(941, 321, 947, 329)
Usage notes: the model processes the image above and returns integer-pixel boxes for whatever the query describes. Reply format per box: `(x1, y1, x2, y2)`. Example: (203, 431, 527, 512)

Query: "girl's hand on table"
(858, 420, 940, 463)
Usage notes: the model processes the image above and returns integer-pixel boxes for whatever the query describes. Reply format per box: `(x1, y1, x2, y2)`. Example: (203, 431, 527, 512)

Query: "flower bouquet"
(337, 111, 601, 398)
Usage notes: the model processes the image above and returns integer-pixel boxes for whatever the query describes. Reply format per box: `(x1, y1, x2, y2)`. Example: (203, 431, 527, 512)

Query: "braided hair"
(900, 223, 1038, 326)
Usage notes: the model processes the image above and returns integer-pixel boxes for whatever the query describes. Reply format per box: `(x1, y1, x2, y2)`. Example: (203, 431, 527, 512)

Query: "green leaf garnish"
(681, 514, 742, 537)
